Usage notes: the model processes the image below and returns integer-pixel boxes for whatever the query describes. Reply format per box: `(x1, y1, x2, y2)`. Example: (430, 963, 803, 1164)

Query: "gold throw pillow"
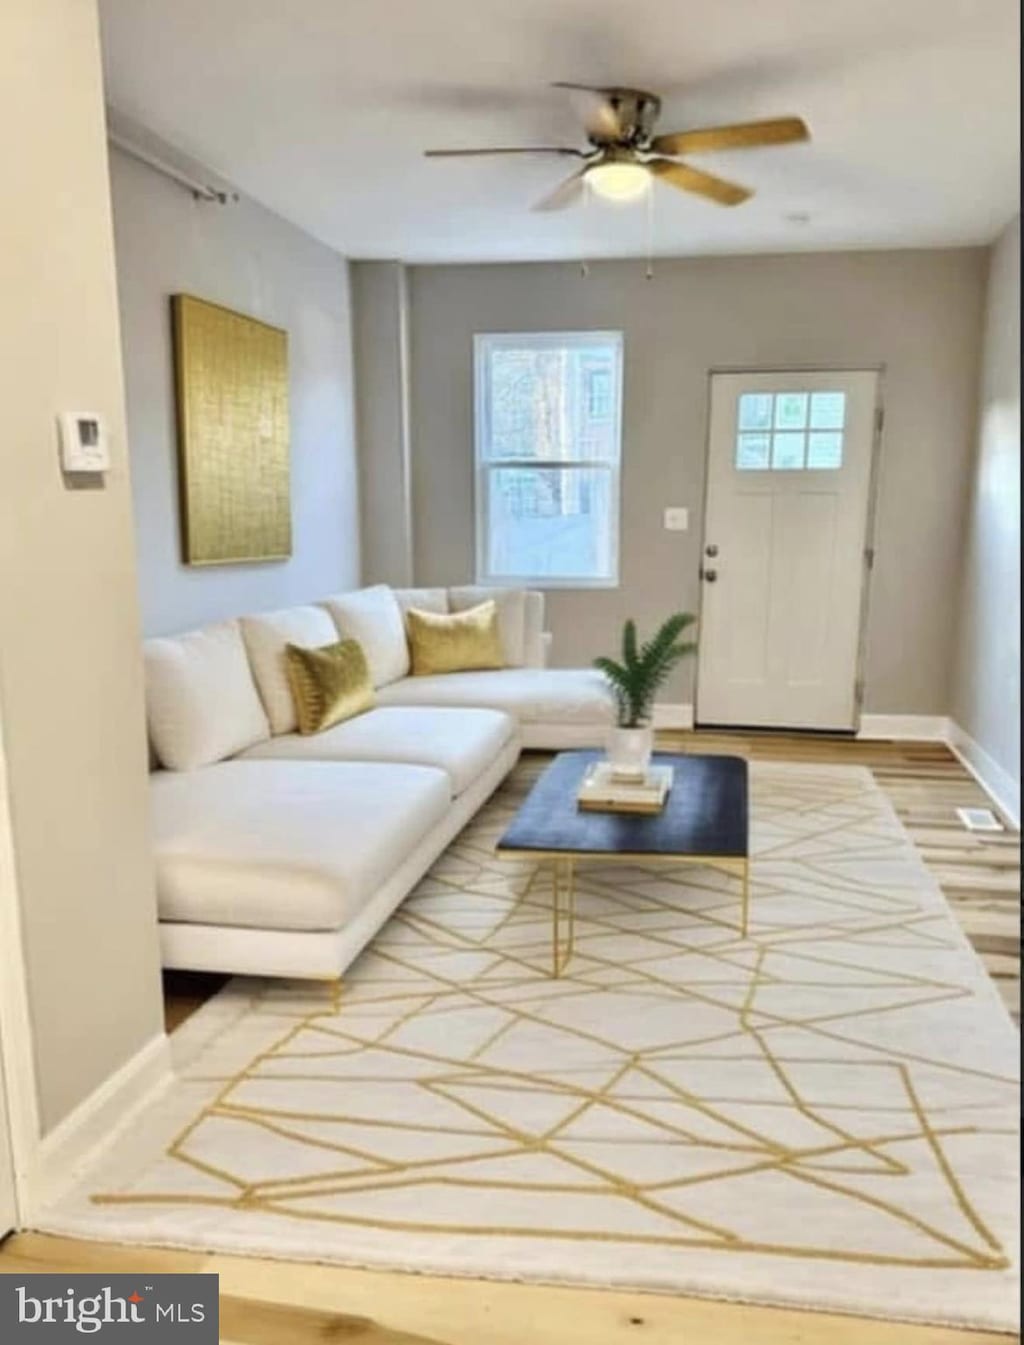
(284, 639, 374, 734)
(406, 600, 504, 676)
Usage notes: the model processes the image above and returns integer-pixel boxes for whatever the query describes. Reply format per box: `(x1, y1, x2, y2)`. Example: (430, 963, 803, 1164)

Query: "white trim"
(946, 721, 1021, 831)
(858, 714, 949, 741)
(26, 1032, 171, 1220)
(0, 705, 41, 1228)
(653, 703, 695, 730)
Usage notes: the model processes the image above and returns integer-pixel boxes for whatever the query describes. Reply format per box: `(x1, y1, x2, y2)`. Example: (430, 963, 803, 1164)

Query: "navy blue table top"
(497, 751, 748, 858)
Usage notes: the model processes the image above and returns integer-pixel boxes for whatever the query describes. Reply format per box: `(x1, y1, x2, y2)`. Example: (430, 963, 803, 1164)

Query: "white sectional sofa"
(143, 584, 614, 981)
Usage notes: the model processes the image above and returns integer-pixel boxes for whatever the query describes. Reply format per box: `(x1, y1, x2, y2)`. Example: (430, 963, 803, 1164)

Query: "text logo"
(1, 1274, 218, 1340)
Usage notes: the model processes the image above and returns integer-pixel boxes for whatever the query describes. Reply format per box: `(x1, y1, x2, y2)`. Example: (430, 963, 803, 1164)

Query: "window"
(474, 332, 623, 586)
(735, 390, 847, 471)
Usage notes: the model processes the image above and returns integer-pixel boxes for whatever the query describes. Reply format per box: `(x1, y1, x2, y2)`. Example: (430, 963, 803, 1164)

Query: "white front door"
(697, 370, 879, 730)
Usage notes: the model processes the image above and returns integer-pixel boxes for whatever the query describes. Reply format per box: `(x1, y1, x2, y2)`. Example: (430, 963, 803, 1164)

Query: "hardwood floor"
(4, 732, 1015, 1344)
(0, 1230, 1015, 1345)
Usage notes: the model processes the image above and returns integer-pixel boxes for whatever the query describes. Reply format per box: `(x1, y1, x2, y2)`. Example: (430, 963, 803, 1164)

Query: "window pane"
(484, 342, 620, 462)
(772, 432, 805, 469)
(736, 433, 770, 469)
(486, 467, 613, 580)
(774, 393, 809, 430)
(810, 392, 846, 429)
(807, 431, 844, 469)
(738, 393, 773, 431)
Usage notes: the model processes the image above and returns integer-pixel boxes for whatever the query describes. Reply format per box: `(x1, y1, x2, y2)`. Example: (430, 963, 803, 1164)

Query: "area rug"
(38, 761, 1020, 1332)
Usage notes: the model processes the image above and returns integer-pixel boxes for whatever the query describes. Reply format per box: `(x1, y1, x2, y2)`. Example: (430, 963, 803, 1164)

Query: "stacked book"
(577, 762, 674, 815)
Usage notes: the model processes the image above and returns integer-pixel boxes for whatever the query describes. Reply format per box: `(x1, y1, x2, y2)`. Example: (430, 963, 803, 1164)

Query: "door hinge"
(874, 405, 885, 436)
(864, 546, 875, 569)
(854, 678, 865, 708)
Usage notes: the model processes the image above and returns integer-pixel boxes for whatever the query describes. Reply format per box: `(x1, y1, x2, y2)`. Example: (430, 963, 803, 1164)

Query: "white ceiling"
(99, 0, 1020, 263)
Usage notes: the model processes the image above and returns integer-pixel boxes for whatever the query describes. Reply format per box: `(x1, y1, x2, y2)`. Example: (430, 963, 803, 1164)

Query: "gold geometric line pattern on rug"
(89, 763, 1018, 1280)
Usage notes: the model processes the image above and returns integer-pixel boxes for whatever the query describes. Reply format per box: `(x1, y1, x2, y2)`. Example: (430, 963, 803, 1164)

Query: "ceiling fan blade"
(649, 159, 752, 206)
(651, 117, 809, 157)
(551, 82, 623, 139)
(531, 169, 586, 212)
(424, 146, 584, 158)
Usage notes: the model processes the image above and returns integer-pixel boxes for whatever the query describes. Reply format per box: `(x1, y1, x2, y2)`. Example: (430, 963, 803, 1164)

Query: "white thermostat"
(59, 412, 110, 473)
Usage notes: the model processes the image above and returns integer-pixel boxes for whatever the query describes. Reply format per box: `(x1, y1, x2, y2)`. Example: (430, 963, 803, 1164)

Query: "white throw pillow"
(392, 587, 449, 616)
(323, 585, 409, 687)
(449, 586, 527, 667)
(240, 604, 338, 735)
(144, 620, 270, 771)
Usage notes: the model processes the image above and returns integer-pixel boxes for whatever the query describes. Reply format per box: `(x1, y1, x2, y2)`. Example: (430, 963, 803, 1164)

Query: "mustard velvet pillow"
(284, 639, 374, 734)
(406, 600, 504, 676)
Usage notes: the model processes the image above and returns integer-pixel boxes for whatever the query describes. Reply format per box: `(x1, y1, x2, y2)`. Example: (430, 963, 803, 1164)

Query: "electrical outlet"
(663, 507, 689, 532)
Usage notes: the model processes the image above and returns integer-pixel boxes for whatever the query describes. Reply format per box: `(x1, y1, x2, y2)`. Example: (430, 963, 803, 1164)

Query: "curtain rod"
(107, 131, 237, 205)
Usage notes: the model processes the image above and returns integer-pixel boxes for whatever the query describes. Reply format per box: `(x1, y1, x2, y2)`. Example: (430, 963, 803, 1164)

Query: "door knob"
(703, 568, 718, 583)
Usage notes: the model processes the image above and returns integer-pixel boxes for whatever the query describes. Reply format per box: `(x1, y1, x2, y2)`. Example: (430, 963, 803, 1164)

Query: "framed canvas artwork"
(171, 293, 291, 564)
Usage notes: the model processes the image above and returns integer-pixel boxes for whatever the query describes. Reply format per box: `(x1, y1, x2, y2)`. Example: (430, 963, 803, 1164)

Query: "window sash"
(474, 332, 623, 588)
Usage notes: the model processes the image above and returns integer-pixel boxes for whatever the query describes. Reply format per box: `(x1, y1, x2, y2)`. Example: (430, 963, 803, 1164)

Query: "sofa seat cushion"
(376, 668, 615, 727)
(151, 760, 450, 933)
(239, 706, 517, 798)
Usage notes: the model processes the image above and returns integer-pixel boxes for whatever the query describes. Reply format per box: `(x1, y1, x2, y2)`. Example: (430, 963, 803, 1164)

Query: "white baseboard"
(653, 703, 694, 730)
(946, 721, 1021, 831)
(858, 714, 949, 741)
(26, 1032, 171, 1220)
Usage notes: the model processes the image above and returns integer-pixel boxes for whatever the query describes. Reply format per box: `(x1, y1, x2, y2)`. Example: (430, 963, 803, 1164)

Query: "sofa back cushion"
(240, 604, 338, 735)
(323, 584, 409, 687)
(449, 586, 528, 667)
(144, 619, 270, 771)
(393, 587, 449, 616)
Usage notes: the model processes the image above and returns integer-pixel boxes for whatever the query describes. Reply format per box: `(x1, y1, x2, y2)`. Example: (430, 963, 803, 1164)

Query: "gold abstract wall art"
(171, 294, 291, 565)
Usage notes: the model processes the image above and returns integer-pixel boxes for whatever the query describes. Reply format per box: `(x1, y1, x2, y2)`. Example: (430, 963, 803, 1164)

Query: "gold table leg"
(551, 857, 575, 977)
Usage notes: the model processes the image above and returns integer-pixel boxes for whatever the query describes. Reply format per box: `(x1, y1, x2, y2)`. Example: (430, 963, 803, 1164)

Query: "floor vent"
(956, 806, 1004, 833)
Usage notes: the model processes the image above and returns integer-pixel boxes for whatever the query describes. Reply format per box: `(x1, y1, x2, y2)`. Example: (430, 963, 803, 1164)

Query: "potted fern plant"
(594, 613, 697, 778)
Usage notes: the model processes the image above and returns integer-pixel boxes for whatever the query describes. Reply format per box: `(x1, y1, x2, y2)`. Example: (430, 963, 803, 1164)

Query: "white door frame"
(694, 363, 886, 732)
(0, 709, 42, 1228)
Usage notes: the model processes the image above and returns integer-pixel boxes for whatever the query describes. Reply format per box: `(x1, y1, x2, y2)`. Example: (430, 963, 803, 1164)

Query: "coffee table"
(496, 750, 749, 975)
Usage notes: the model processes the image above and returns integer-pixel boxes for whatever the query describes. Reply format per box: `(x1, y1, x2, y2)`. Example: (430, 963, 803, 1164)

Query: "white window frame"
(473, 330, 624, 589)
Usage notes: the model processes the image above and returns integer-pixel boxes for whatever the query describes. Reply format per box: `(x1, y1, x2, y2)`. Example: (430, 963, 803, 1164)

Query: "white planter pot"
(606, 725, 654, 779)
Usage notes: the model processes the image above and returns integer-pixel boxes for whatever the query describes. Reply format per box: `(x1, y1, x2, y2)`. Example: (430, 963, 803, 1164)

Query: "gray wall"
(351, 262, 413, 587)
(396, 250, 986, 712)
(952, 217, 1021, 794)
(0, 0, 163, 1132)
(110, 146, 360, 637)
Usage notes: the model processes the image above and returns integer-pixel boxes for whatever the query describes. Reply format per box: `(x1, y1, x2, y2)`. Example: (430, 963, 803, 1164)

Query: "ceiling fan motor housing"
(589, 87, 663, 148)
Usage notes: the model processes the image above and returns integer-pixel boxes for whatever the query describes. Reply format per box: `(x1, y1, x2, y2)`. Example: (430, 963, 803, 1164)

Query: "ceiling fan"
(425, 84, 810, 210)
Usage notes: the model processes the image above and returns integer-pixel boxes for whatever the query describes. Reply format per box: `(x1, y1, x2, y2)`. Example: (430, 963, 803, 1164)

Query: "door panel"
(698, 370, 878, 730)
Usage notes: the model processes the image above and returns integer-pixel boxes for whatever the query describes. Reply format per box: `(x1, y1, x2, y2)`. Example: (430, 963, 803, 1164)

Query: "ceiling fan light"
(585, 160, 650, 202)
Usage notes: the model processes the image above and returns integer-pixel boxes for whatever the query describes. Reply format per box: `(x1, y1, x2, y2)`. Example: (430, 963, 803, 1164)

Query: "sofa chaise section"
(154, 747, 517, 979)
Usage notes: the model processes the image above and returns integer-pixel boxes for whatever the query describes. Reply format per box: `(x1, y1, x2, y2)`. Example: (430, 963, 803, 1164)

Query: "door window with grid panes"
(736, 390, 847, 471)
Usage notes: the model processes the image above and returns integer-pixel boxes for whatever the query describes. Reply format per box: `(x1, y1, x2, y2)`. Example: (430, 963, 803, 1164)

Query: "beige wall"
(952, 217, 1020, 801)
(395, 250, 986, 711)
(110, 144, 360, 637)
(0, 0, 163, 1131)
